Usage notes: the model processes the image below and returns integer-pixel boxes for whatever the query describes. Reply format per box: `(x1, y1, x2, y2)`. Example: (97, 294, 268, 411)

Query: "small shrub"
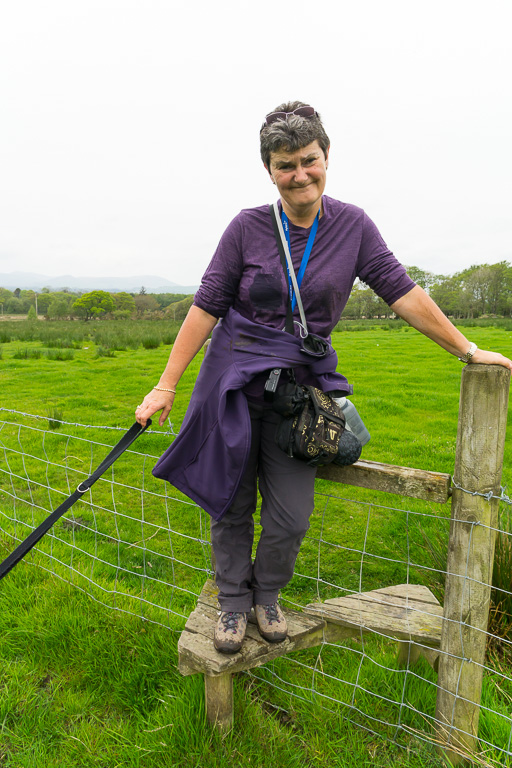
(48, 407, 64, 430)
(95, 346, 115, 358)
(141, 335, 160, 350)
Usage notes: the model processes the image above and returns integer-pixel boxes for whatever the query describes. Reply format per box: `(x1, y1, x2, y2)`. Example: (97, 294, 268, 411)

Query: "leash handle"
(0, 419, 151, 581)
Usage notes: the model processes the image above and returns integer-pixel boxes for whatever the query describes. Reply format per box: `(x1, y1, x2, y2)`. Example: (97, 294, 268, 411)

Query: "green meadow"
(0, 320, 511, 767)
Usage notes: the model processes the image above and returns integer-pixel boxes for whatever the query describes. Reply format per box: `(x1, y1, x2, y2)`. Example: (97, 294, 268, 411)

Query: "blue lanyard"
(281, 208, 319, 311)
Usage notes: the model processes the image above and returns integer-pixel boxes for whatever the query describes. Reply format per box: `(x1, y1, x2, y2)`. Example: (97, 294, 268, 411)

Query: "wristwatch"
(458, 342, 478, 363)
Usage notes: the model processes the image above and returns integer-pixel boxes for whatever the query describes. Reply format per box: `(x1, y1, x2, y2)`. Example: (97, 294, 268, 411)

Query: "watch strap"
(458, 342, 478, 363)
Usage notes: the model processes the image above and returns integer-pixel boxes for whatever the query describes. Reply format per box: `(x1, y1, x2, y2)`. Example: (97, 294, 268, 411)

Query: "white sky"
(0, 0, 511, 285)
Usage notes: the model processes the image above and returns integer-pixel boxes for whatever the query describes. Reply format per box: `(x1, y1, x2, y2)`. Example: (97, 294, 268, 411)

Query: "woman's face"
(268, 140, 329, 218)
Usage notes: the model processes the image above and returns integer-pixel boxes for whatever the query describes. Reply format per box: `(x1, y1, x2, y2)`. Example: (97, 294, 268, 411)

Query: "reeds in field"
(45, 349, 75, 361)
(0, 318, 181, 351)
(456, 317, 512, 331)
(47, 407, 64, 429)
(141, 335, 160, 349)
(44, 338, 78, 349)
(13, 347, 43, 359)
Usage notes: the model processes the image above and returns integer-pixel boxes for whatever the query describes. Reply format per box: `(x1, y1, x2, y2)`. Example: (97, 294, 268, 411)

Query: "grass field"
(0, 321, 511, 767)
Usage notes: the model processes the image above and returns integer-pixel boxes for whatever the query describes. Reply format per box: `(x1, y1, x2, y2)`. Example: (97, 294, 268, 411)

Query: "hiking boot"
(254, 602, 288, 642)
(213, 611, 248, 653)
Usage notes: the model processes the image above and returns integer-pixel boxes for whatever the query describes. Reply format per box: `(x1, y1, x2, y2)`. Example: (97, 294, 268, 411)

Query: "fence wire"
(1, 409, 512, 767)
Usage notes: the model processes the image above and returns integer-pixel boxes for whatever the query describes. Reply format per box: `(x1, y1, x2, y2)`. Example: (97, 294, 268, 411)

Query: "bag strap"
(269, 203, 294, 335)
(0, 419, 151, 581)
(269, 202, 309, 337)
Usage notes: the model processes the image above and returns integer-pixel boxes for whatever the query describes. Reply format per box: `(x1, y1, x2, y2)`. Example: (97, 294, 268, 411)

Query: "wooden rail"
(317, 459, 452, 503)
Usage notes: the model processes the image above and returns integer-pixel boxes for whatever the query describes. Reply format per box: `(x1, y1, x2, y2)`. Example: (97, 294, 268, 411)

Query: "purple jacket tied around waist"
(152, 308, 347, 520)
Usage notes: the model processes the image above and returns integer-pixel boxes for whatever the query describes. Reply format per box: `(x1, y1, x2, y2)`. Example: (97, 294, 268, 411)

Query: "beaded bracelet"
(153, 386, 177, 394)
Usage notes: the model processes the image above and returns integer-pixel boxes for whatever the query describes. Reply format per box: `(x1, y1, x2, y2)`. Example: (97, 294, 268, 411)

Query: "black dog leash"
(0, 419, 151, 581)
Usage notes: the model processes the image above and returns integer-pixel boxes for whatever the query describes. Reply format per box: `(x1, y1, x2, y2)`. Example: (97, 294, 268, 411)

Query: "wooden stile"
(180, 581, 441, 730)
(178, 362, 509, 758)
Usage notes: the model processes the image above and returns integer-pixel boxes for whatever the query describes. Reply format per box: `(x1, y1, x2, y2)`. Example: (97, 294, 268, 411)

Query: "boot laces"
(264, 604, 280, 625)
(221, 611, 244, 634)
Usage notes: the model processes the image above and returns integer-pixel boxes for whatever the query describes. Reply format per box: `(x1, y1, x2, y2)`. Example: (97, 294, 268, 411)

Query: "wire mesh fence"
(1, 407, 512, 766)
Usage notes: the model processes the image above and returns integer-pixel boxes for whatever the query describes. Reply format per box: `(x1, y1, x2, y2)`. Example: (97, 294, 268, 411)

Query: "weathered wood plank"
(323, 583, 441, 611)
(304, 601, 442, 644)
(435, 365, 510, 765)
(179, 626, 267, 676)
(196, 578, 221, 610)
(319, 596, 442, 622)
(179, 619, 326, 676)
(365, 584, 441, 605)
(317, 459, 451, 503)
(305, 584, 442, 646)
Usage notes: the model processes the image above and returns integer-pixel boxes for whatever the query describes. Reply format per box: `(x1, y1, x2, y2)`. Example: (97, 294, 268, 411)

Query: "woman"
(136, 102, 512, 654)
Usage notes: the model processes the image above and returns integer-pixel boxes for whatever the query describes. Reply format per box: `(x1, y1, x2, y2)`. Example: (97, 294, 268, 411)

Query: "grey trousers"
(210, 399, 317, 612)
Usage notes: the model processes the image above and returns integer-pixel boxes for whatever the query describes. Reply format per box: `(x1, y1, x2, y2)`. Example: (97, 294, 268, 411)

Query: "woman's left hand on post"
(135, 389, 175, 427)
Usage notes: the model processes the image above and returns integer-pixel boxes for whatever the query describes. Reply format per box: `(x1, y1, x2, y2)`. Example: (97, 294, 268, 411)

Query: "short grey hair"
(259, 100, 330, 169)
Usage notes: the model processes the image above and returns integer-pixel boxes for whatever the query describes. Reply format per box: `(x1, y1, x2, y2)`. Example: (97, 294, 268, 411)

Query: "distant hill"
(0, 272, 198, 294)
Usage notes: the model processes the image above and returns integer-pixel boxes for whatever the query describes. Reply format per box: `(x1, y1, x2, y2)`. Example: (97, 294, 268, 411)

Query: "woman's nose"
(294, 165, 308, 183)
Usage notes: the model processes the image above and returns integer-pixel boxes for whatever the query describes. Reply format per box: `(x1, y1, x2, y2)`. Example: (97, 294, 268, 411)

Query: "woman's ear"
(325, 145, 330, 169)
(264, 163, 275, 183)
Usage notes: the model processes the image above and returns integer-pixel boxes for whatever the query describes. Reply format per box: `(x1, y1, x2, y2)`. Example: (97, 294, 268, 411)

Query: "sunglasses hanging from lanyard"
(269, 201, 329, 357)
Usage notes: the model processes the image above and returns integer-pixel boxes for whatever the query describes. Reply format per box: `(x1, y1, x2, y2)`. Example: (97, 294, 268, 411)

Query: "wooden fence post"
(205, 673, 233, 732)
(435, 364, 510, 764)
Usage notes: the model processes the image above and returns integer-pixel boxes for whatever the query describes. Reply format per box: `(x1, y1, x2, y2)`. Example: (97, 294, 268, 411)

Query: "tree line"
(2, 261, 512, 322)
(0, 287, 193, 322)
(342, 262, 512, 319)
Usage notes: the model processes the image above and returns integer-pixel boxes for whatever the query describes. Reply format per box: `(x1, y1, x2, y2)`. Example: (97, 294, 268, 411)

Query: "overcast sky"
(1, 0, 511, 286)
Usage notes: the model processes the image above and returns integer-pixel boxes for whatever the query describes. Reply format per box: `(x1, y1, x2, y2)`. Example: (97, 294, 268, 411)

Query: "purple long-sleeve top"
(154, 196, 417, 518)
(194, 196, 415, 336)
